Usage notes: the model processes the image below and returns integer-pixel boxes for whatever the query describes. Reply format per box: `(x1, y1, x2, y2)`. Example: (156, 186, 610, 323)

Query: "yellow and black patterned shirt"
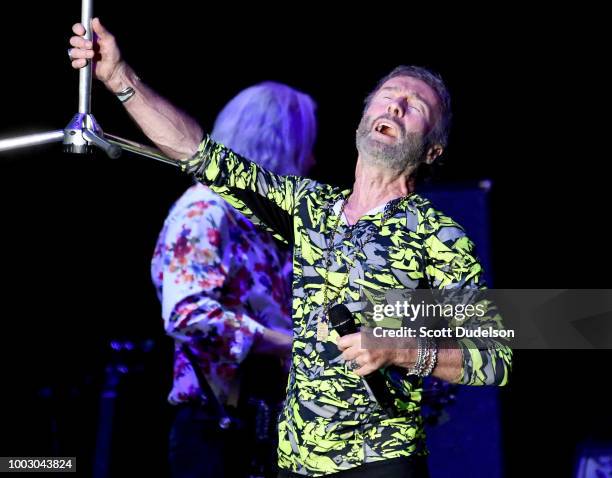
(181, 135, 512, 476)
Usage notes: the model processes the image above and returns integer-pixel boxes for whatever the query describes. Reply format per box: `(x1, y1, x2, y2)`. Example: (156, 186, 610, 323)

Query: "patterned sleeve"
(180, 134, 312, 244)
(152, 197, 264, 370)
(423, 213, 512, 386)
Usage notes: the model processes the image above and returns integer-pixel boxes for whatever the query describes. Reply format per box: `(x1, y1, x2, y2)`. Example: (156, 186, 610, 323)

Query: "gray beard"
(356, 114, 426, 172)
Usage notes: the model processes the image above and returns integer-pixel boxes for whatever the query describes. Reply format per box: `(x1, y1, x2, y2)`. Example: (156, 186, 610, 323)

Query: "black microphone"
(328, 304, 398, 418)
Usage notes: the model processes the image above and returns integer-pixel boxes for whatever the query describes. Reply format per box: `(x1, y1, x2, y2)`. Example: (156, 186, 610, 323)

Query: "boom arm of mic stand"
(82, 130, 121, 159)
(103, 133, 182, 168)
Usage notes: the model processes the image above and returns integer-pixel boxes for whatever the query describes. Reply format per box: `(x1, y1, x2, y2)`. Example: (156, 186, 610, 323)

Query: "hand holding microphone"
(330, 304, 399, 418)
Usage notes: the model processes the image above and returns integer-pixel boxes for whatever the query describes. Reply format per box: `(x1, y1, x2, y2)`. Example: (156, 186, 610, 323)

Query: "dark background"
(0, 3, 608, 477)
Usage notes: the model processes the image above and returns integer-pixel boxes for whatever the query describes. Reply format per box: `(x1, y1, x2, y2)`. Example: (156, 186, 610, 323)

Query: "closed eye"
(408, 105, 423, 114)
(382, 95, 424, 114)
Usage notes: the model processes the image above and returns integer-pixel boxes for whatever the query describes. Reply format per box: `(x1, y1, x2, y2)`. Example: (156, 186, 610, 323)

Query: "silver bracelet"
(421, 338, 438, 377)
(407, 337, 438, 377)
(115, 86, 135, 103)
(407, 338, 427, 376)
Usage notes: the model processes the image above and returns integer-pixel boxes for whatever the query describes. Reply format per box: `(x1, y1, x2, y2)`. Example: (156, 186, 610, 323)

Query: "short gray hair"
(364, 65, 452, 147)
(211, 82, 316, 176)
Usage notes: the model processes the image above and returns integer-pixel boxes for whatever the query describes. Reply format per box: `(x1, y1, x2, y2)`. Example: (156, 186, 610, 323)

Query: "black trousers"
(278, 456, 430, 478)
(169, 402, 280, 478)
(168, 404, 246, 477)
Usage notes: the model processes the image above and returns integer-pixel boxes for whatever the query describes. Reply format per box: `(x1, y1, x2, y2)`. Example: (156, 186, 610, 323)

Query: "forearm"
(392, 339, 463, 383)
(169, 307, 291, 363)
(104, 62, 203, 159)
(252, 327, 293, 358)
(395, 339, 511, 386)
(167, 302, 264, 364)
(431, 343, 463, 382)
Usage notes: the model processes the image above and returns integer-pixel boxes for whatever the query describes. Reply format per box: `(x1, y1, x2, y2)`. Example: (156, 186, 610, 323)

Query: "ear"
(424, 144, 444, 165)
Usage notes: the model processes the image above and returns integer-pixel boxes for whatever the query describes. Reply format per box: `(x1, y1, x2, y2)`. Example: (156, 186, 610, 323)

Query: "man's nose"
(387, 100, 404, 117)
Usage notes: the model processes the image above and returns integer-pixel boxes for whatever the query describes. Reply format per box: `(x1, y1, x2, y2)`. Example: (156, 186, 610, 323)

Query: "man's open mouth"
(373, 119, 399, 138)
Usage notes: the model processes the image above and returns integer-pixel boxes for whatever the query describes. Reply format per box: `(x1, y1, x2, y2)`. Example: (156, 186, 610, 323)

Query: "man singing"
(70, 20, 511, 476)
(179, 67, 512, 477)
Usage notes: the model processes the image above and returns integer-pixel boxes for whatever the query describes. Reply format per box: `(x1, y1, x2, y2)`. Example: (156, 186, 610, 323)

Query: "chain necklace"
(316, 192, 413, 341)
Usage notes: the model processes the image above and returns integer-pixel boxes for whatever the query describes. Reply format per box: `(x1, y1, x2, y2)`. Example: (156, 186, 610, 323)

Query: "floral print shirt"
(152, 183, 293, 404)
